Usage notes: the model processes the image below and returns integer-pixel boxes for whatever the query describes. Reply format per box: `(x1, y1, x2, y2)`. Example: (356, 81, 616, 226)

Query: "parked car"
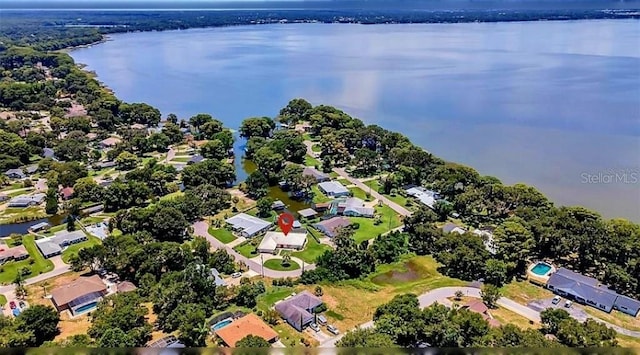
(317, 315, 327, 325)
(309, 323, 320, 332)
(9, 301, 16, 309)
(326, 324, 339, 335)
(552, 296, 561, 305)
(18, 301, 26, 309)
(564, 300, 573, 308)
(231, 272, 242, 278)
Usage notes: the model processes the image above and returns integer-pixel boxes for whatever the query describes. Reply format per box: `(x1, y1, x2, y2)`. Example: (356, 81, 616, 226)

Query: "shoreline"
(63, 21, 639, 223)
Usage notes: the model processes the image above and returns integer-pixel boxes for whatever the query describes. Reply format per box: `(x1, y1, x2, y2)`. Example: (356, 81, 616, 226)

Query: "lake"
(70, 20, 640, 221)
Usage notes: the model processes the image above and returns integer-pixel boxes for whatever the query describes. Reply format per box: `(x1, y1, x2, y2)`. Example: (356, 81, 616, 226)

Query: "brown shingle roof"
(51, 275, 106, 306)
(215, 313, 278, 347)
(116, 281, 137, 293)
(463, 299, 488, 314)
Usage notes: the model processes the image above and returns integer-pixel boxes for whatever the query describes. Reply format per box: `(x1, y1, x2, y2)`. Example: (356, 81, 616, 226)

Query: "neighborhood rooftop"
(258, 231, 307, 254)
(405, 186, 440, 209)
(303, 167, 330, 181)
(214, 313, 278, 347)
(275, 291, 323, 331)
(314, 216, 351, 237)
(318, 181, 350, 196)
(225, 213, 272, 237)
(298, 208, 318, 218)
(36, 230, 88, 258)
(50, 275, 107, 315)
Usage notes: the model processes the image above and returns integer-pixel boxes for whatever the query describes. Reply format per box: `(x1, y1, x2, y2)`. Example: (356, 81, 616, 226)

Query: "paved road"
(332, 168, 412, 217)
(0, 256, 71, 303)
(193, 221, 316, 278)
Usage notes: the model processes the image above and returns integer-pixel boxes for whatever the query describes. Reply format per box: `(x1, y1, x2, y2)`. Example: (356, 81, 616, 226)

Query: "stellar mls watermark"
(581, 170, 639, 184)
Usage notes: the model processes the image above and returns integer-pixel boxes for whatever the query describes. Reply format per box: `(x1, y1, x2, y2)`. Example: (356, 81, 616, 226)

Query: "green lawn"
(351, 204, 403, 243)
(6, 189, 34, 197)
(171, 156, 191, 163)
(256, 286, 295, 311)
(291, 233, 331, 264)
(61, 235, 102, 263)
(159, 191, 184, 201)
(80, 216, 106, 225)
(349, 187, 372, 201)
(234, 242, 258, 258)
(263, 258, 300, 271)
(208, 227, 237, 244)
(363, 180, 410, 207)
(0, 183, 24, 191)
(0, 294, 6, 306)
(311, 185, 332, 203)
(304, 155, 321, 167)
(311, 144, 321, 152)
(0, 235, 54, 284)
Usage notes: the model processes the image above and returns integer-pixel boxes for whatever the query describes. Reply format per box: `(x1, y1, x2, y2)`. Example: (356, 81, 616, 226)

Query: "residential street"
(192, 221, 316, 278)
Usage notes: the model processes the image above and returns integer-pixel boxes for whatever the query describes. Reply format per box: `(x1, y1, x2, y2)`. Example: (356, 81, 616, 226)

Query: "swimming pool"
(531, 262, 552, 276)
(212, 318, 233, 331)
(74, 302, 98, 314)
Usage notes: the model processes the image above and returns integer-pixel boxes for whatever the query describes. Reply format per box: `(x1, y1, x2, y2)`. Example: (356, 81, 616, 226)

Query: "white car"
(326, 324, 339, 335)
(552, 296, 561, 305)
(309, 323, 320, 332)
(564, 300, 573, 308)
(231, 272, 242, 278)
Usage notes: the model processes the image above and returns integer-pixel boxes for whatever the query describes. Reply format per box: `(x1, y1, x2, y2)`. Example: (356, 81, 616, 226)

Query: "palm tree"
(13, 273, 27, 300)
(281, 252, 291, 267)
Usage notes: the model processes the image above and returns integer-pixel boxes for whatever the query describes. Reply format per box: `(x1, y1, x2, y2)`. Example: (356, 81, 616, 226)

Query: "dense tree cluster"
(0, 305, 60, 347)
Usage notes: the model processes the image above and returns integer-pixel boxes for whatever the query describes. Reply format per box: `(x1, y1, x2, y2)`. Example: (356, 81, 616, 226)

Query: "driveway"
(192, 221, 316, 278)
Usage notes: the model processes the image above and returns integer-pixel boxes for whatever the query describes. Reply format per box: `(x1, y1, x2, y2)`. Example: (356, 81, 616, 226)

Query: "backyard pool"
(74, 302, 98, 314)
(531, 262, 553, 276)
(212, 318, 233, 331)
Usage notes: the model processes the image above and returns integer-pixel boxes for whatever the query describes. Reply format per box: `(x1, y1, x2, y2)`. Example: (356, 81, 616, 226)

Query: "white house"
(225, 213, 272, 238)
(405, 186, 441, 209)
(257, 231, 308, 254)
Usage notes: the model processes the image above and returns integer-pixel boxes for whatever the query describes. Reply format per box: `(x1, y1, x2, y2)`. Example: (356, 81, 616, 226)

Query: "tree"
(13, 273, 26, 299)
(177, 305, 208, 347)
(115, 151, 139, 171)
(97, 328, 135, 347)
(181, 159, 235, 188)
(337, 328, 397, 348)
(243, 171, 269, 199)
(454, 290, 464, 301)
(149, 206, 188, 243)
(209, 249, 235, 275)
(314, 286, 323, 297)
(253, 146, 284, 180)
(200, 139, 227, 160)
(480, 284, 501, 309)
(88, 292, 151, 346)
(493, 217, 535, 275)
(434, 233, 489, 280)
(66, 215, 76, 231)
(188, 113, 213, 133)
(256, 197, 273, 218)
(73, 177, 104, 203)
(200, 119, 224, 139)
(45, 187, 59, 214)
(278, 98, 312, 124)
(147, 132, 170, 152)
(371, 231, 408, 264)
(433, 200, 453, 222)
(262, 309, 280, 326)
(540, 308, 571, 335)
(281, 252, 291, 267)
(15, 305, 60, 345)
(236, 334, 270, 348)
(484, 259, 509, 287)
(239, 117, 275, 139)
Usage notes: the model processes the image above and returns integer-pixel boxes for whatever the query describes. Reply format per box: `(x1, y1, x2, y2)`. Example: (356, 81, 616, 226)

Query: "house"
(187, 154, 204, 165)
(313, 216, 351, 238)
(546, 268, 640, 316)
(60, 187, 74, 200)
(99, 137, 121, 149)
(147, 335, 185, 348)
(225, 213, 272, 238)
(95, 161, 116, 169)
(86, 132, 98, 141)
(473, 229, 497, 255)
(42, 147, 56, 159)
(210, 268, 227, 287)
(0, 245, 29, 264)
(332, 197, 375, 217)
(318, 181, 350, 197)
(257, 231, 308, 254)
(50, 275, 107, 316)
(4, 168, 26, 180)
(82, 204, 105, 215)
(29, 221, 51, 232)
(116, 281, 137, 293)
(271, 200, 286, 210)
(36, 230, 88, 258)
(25, 165, 38, 175)
(215, 313, 279, 347)
(8, 193, 46, 208)
(461, 300, 501, 327)
(442, 223, 466, 235)
(405, 186, 441, 209)
(303, 167, 330, 183)
(130, 123, 147, 130)
(312, 202, 330, 212)
(275, 291, 324, 331)
(298, 208, 317, 219)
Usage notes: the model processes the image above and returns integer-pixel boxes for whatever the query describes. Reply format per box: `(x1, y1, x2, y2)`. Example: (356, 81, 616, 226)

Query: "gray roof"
(275, 291, 323, 331)
(29, 222, 50, 230)
(614, 295, 640, 315)
(318, 181, 349, 195)
(303, 167, 330, 181)
(225, 213, 272, 236)
(210, 268, 227, 287)
(188, 155, 204, 164)
(25, 165, 38, 174)
(5, 168, 25, 178)
(442, 223, 465, 234)
(548, 268, 618, 308)
(272, 200, 286, 209)
(51, 230, 87, 245)
(8, 193, 46, 206)
(35, 240, 62, 256)
(313, 217, 351, 237)
(43, 148, 55, 158)
(298, 208, 317, 218)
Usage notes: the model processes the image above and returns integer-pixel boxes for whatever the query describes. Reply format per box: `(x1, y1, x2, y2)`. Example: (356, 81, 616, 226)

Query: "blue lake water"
(70, 20, 640, 221)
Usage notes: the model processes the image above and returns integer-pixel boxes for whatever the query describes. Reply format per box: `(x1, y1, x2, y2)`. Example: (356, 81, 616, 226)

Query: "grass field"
(351, 204, 402, 243)
(0, 294, 6, 306)
(349, 187, 371, 201)
(159, 191, 184, 201)
(0, 235, 54, 284)
(208, 227, 237, 244)
(363, 180, 410, 207)
(305, 155, 321, 168)
(263, 258, 300, 271)
(171, 156, 191, 163)
(291, 234, 331, 263)
(618, 334, 640, 348)
(234, 242, 258, 258)
(61, 235, 102, 263)
(583, 307, 640, 331)
(311, 185, 332, 203)
(311, 144, 321, 152)
(79, 216, 106, 225)
(500, 280, 554, 305)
